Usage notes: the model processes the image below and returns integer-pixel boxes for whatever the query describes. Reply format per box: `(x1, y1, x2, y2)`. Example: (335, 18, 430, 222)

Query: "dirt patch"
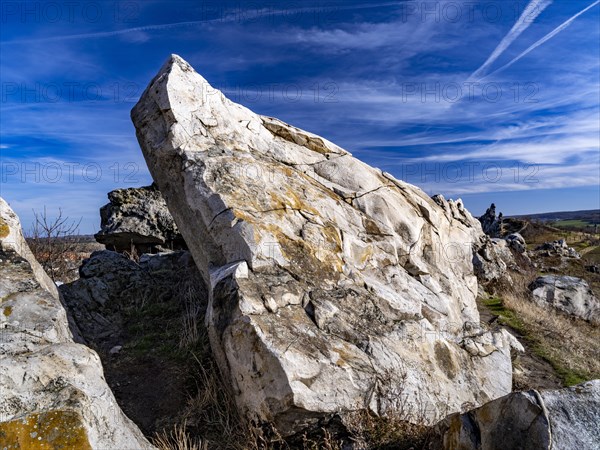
(102, 354, 189, 436)
(477, 296, 562, 391)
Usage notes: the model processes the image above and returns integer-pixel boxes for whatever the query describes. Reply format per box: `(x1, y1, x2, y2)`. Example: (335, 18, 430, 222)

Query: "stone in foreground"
(132, 55, 519, 435)
(0, 198, 154, 449)
(95, 183, 185, 253)
(426, 380, 600, 450)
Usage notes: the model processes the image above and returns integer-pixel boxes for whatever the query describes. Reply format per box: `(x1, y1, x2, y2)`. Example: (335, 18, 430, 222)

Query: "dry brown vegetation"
(483, 266, 600, 388)
(26, 207, 102, 283)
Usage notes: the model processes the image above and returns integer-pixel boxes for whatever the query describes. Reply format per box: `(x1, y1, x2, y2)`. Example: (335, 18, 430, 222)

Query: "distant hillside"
(509, 209, 600, 224)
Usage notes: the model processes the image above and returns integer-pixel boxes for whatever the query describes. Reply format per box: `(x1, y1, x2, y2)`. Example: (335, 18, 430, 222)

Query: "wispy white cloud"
(484, 0, 600, 79)
(469, 0, 553, 81)
(0, 2, 405, 45)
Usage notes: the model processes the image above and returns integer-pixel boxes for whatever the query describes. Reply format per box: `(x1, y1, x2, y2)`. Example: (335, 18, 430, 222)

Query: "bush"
(26, 207, 82, 283)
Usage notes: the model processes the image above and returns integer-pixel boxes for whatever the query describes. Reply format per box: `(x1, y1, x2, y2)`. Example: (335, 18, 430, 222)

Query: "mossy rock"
(0, 410, 92, 449)
(0, 217, 10, 239)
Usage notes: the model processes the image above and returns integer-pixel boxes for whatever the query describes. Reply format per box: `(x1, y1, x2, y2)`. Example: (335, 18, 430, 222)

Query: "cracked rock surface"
(95, 183, 185, 253)
(132, 54, 519, 435)
(0, 197, 154, 449)
(426, 380, 600, 450)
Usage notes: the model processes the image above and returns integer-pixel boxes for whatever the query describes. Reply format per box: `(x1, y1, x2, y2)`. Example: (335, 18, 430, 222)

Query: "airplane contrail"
(468, 0, 553, 81)
(1, 2, 404, 45)
(483, 0, 600, 79)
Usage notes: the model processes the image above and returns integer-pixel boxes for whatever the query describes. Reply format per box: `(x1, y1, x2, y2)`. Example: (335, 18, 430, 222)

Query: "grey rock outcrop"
(60, 249, 204, 351)
(426, 380, 600, 450)
(131, 55, 519, 435)
(95, 183, 185, 253)
(505, 232, 526, 254)
(472, 238, 517, 284)
(0, 197, 154, 449)
(478, 203, 503, 237)
(535, 239, 580, 259)
(529, 275, 600, 323)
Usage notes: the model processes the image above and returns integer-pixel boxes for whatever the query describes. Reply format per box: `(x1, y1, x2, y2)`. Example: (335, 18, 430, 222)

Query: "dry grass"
(178, 283, 204, 349)
(486, 274, 600, 386)
(153, 421, 206, 450)
(344, 411, 430, 450)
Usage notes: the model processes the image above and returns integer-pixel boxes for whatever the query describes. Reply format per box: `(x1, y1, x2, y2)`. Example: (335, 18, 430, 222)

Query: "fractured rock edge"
(132, 54, 521, 435)
(0, 197, 155, 449)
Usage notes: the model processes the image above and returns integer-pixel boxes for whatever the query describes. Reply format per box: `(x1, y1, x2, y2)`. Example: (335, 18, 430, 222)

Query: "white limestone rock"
(0, 197, 154, 449)
(132, 54, 516, 435)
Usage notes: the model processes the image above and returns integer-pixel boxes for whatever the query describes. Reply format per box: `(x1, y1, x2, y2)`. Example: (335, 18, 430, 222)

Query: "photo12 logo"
(1, 1, 140, 24)
(400, 82, 539, 104)
(1, 162, 140, 184)
(1, 82, 141, 104)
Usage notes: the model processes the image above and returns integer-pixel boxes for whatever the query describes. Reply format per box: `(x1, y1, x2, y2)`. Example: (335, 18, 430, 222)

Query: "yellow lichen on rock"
(0, 217, 9, 239)
(0, 410, 92, 450)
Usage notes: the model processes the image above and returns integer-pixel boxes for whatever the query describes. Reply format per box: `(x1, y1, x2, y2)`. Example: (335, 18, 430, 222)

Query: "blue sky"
(1, 0, 599, 233)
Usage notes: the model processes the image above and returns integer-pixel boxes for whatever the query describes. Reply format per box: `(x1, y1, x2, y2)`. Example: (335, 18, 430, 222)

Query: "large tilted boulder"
(131, 55, 519, 435)
(529, 275, 600, 324)
(95, 183, 185, 253)
(426, 380, 600, 450)
(0, 197, 154, 449)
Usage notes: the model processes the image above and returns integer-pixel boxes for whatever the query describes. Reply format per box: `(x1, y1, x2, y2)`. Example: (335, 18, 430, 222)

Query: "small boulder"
(94, 183, 186, 254)
(505, 233, 526, 254)
(528, 275, 600, 323)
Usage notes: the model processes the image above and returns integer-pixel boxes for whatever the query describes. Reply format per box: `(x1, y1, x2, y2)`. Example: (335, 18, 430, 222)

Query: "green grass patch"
(482, 296, 592, 387)
(482, 297, 527, 335)
(532, 343, 589, 386)
(552, 219, 598, 232)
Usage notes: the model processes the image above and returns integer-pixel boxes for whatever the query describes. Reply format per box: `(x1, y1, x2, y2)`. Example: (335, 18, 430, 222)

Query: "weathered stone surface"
(0, 197, 154, 449)
(131, 55, 518, 435)
(472, 237, 516, 284)
(478, 203, 503, 238)
(95, 183, 185, 253)
(60, 249, 204, 351)
(535, 239, 580, 259)
(505, 232, 526, 254)
(426, 380, 600, 450)
(529, 275, 600, 323)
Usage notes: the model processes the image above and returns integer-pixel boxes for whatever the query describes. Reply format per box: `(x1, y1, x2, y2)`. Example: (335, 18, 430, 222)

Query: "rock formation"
(131, 55, 520, 435)
(529, 275, 600, 324)
(426, 380, 600, 450)
(60, 249, 204, 351)
(95, 183, 185, 253)
(478, 203, 503, 237)
(535, 239, 581, 259)
(505, 232, 527, 254)
(472, 238, 517, 284)
(0, 198, 154, 449)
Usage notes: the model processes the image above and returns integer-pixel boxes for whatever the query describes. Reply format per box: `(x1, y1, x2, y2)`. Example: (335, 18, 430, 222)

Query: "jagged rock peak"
(479, 203, 503, 237)
(131, 55, 519, 436)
